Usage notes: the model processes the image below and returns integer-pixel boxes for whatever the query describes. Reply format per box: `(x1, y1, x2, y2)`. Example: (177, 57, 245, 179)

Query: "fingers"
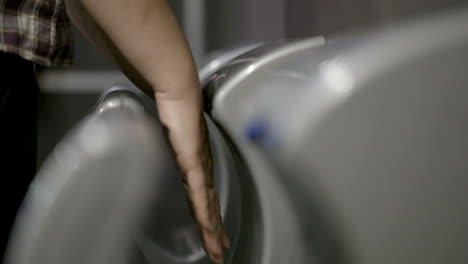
(195, 188, 229, 261)
(202, 228, 224, 264)
(182, 169, 229, 263)
(201, 219, 227, 264)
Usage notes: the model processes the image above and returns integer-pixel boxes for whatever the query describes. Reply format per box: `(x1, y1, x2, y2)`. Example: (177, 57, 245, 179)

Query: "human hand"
(181, 125, 230, 263)
(155, 95, 230, 264)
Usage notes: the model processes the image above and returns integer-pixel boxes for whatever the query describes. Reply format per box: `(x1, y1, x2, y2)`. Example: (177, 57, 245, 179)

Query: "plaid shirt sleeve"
(0, 0, 74, 67)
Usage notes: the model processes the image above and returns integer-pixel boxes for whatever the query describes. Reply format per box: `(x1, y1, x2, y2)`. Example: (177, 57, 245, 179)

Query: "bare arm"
(64, 0, 229, 262)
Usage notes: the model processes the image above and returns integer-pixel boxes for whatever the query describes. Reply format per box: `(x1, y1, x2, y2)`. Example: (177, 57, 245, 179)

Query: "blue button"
(245, 120, 268, 142)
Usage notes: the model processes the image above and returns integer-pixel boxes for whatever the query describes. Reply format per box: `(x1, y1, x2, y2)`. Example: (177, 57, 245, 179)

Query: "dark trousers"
(0, 52, 38, 261)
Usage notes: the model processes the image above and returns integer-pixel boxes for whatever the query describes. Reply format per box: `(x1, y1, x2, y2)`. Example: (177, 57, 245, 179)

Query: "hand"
(181, 119, 230, 264)
(155, 94, 230, 264)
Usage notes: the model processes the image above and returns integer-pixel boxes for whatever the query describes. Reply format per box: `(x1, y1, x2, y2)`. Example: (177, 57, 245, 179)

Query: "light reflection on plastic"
(320, 60, 354, 94)
(246, 64, 256, 74)
(208, 61, 221, 70)
(107, 100, 117, 108)
(79, 122, 111, 156)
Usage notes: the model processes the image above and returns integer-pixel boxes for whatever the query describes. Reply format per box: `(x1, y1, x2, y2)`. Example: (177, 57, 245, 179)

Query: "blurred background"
(37, 0, 467, 166)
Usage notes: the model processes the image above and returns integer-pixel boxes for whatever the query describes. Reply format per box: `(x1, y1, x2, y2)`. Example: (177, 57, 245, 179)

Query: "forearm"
(64, 0, 154, 94)
(77, 0, 199, 97)
(66, 0, 205, 164)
